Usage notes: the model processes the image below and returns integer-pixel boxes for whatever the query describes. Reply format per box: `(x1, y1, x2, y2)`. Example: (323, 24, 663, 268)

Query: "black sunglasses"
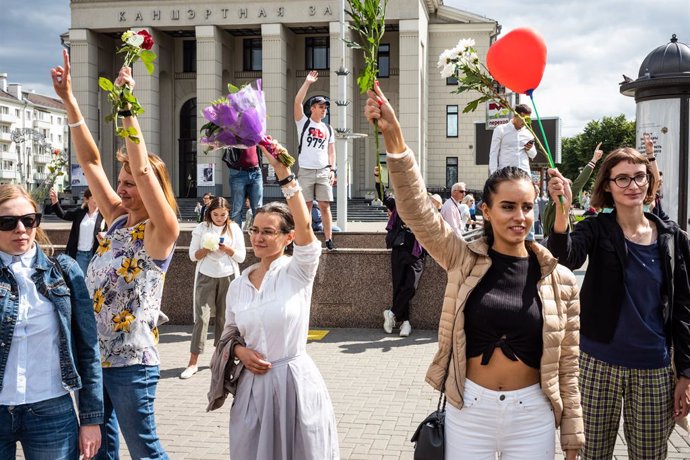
(0, 213, 42, 231)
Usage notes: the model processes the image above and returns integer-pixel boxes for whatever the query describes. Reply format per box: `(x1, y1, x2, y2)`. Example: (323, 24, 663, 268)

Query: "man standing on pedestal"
(294, 71, 337, 250)
(489, 104, 537, 174)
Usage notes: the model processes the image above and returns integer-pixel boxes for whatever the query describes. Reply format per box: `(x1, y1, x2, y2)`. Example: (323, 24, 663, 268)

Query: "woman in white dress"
(224, 143, 339, 459)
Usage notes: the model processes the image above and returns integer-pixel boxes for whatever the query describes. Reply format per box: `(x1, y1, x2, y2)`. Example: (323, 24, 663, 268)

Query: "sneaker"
(325, 239, 335, 250)
(400, 321, 412, 337)
(383, 310, 396, 334)
(180, 366, 198, 379)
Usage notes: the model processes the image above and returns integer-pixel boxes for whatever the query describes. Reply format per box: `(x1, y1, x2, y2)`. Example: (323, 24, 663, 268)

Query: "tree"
(559, 115, 636, 194)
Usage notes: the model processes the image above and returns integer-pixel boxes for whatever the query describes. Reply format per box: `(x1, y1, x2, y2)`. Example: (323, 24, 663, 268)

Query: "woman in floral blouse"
(52, 50, 178, 459)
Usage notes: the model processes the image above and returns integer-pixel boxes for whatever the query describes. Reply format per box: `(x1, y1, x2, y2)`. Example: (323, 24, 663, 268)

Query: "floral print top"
(86, 215, 173, 367)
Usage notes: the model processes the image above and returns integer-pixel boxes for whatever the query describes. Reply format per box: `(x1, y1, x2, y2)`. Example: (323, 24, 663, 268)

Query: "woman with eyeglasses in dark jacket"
(548, 147, 690, 459)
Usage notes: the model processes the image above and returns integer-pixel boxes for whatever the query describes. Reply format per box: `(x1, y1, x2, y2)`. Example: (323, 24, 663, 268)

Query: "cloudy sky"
(1, 0, 688, 137)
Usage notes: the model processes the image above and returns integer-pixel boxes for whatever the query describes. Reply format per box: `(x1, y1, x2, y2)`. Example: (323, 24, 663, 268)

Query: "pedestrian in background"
(376, 166, 425, 338)
(48, 187, 105, 274)
(181, 197, 245, 379)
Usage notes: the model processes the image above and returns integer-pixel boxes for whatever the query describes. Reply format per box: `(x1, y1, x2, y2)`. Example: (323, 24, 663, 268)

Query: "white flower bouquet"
(201, 232, 220, 252)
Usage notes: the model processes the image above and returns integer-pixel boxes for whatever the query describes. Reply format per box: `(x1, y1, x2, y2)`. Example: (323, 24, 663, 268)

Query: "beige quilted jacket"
(388, 150, 585, 451)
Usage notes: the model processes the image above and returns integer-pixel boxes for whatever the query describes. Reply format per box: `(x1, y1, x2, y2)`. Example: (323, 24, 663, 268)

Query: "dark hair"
(590, 147, 655, 209)
(481, 166, 534, 245)
(254, 202, 295, 233)
(515, 104, 532, 116)
(203, 192, 214, 200)
(204, 197, 232, 242)
(83, 188, 92, 199)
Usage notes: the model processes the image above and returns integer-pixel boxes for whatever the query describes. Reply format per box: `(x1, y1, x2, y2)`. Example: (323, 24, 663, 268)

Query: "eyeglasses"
(0, 213, 42, 231)
(608, 173, 649, 189)
(248, 227, 286, 238)
(454, 189, 466, 194)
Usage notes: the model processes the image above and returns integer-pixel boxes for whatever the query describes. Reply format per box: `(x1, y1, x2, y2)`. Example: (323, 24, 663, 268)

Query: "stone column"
(261, 24, 289, 146)
(398, 19, 423, 173)
(196, 25, 224, 196)
(132, 27, 161, 154)
(68, 28, 99, 186)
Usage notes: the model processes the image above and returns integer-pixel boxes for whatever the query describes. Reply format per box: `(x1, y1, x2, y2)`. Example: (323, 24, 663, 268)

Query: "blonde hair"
(116, 150, 179, 215)
(462, 194, 475, 206)
(0, 184, 53, 255)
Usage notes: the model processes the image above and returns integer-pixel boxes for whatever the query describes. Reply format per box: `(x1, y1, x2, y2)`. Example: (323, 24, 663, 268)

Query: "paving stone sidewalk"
(121, 326, 690, 459)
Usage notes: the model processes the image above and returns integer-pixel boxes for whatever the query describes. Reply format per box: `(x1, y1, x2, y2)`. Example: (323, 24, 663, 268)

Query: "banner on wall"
(197, 163, 215, 187)
(70, 164, 87, 187)
(636, 99, 680, 224)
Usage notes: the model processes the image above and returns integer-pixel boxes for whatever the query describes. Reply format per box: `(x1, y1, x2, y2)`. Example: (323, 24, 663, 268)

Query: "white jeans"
(445, 379, 556, 459)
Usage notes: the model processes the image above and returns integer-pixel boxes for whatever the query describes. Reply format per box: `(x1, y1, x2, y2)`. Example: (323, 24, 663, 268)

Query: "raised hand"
(49, 188, 59, 205)
(114, 66, 135, 90)
(364, 82, 398, 134)
(592, 142, 604, 163)
(547, 168, 573, 209)
(644, 133, 654, 156)
(306, 70, 319, 84)
(50, 49, 73, 101)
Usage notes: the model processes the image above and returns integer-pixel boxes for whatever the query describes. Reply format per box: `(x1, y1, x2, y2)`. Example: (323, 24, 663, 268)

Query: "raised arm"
(364, 82, 466, 270)
(571, 143, 602, 199)
(644, 134, 661, 196)
(51, 50, 124, 225)
(259, 143, 315, 247)
(115, 67, 179, 259)
(294, 71, 318, 121)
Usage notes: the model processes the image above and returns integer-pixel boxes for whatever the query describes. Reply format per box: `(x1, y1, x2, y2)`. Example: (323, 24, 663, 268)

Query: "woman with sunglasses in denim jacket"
(548, 148, 690, 459)
(51, 50, 178, 459)
(0, 184, 103, 459)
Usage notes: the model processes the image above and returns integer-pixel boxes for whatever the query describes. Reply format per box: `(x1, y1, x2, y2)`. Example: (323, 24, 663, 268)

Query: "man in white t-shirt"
(294, 70, 337, 250)
(488, 104, 537, 174)
(440, 182, 470, 238)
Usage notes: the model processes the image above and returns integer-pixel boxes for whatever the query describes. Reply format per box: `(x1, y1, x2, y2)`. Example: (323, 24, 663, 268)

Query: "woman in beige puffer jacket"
(365, 84, 584, 459)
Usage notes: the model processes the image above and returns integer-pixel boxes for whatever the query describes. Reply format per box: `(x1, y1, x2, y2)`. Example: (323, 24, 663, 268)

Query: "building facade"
(69, 0, 498, 199)
(0, 74, 69, 192)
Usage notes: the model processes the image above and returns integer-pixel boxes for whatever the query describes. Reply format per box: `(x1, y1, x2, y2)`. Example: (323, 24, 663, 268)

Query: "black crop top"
(464, 249, 543, 369)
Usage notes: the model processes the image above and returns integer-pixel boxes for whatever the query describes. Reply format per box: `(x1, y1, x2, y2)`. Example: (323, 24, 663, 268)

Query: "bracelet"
(118, 110, 133, 118)
(68, 119, 85, 128)
(648, 156, 656, 162)
(281, 182, 302, 200)
(277, 174, 295, 186)
(587, 161, 596, 169)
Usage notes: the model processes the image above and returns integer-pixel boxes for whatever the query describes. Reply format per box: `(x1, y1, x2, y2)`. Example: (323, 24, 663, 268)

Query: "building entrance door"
(179, 98, 197, 197)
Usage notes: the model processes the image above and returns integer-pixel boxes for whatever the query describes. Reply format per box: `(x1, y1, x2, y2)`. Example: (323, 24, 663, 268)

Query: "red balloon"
(486, 28, 547, 94)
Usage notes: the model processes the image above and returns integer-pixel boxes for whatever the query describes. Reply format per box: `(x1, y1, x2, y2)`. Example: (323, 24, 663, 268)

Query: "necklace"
(622, 223, 652, 245)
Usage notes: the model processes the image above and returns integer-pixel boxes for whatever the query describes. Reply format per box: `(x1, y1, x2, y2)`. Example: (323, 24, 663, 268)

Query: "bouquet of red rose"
(200, 80, 295, 167)
(98, 29, 157, 144)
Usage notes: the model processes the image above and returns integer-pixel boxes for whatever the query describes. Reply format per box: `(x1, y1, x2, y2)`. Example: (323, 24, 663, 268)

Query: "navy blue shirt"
(581, 240, 669, 368)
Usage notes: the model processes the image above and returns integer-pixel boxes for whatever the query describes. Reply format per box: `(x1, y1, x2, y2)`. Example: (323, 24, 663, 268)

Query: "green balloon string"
(528, 91, 564, 210)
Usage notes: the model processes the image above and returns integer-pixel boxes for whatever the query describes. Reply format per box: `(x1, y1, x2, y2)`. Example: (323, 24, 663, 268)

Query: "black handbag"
(410, 392, 446, 459)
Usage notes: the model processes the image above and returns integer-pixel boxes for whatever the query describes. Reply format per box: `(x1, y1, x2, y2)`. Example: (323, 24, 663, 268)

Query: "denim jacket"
(0, 247, 103, 424)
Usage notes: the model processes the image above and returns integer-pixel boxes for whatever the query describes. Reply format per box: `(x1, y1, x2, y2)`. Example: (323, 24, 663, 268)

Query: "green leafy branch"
(344, 0, 388, 200)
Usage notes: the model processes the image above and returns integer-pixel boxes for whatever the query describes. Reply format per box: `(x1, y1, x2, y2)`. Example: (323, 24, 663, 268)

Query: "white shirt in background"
(488, 121, 537, 174)
(440, 198, 470, 238)
(77, 210, 99, 251)
(189, 221, 246, 278)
